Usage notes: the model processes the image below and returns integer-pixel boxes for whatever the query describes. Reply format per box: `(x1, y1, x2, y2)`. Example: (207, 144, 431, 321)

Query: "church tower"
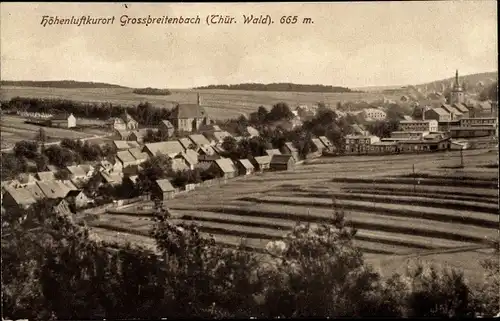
(449, 69, 465, 105)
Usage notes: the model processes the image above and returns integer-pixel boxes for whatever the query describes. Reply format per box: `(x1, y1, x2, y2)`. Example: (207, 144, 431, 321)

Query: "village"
(1, 71, 498, 217)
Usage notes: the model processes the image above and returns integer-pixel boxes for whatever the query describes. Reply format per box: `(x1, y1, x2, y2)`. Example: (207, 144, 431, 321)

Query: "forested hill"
(1, 80, 128, 89)
(195, 83, 361, 93)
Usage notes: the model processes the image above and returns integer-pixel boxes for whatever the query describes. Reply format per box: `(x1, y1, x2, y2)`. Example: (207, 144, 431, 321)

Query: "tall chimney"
(197, 93, 201, 106)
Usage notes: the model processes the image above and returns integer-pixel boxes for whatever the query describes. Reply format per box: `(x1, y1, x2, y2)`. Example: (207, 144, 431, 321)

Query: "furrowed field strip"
(167, 203, 498, 242)
(264, 190, 499, 214)
(176, 209, 476, 249)
(238, 195, 499, 227)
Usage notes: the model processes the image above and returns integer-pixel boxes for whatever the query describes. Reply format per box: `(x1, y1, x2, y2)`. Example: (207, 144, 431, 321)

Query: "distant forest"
(132, 87, 172, 95)
(195, 83, 362, 93)
(1, 80, 127, 89)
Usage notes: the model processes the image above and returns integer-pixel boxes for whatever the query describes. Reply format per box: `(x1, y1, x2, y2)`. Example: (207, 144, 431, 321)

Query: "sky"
(1, 2, 497, 89)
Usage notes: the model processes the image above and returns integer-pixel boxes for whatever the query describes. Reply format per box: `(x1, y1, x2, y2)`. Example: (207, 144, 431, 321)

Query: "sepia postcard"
(1, 1, 498, 319)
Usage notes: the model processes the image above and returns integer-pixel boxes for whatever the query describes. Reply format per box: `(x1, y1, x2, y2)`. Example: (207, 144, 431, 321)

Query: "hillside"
(194, 83, 361, 93)
(415, 71, 498, 93)
(0, 80, 128, 89)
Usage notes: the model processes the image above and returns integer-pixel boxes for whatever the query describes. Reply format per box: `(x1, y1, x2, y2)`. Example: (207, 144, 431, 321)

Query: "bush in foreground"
(1, 200, 496, 319)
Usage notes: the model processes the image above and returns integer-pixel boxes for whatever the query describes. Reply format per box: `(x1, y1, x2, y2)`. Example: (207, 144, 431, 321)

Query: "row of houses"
(1, 176, 91, 215)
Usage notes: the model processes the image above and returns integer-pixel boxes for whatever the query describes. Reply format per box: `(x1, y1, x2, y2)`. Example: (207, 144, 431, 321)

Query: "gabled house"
(175, 152, 197, 170)
(250, 155, 271, 172)
(172, 158, 190, 172)
(310, 138, 326, 155)
(66, 190, 92, 209)
(128, 148, 149, 165)
(265, 149, 282, 156)
(143, 141, 184, 159)
(99, 171, 123, 186)
(280, 142, 300, 162)
(114, 130, 130, 141)
(116, 150, 137, 168)
(152, 179, 176, 201)
(50, 113, 76, 128)
(211, 158, 237, 179)
(113, 113, 139, 131)
(66, 165, 89, 180)
(178, 137, 196, 151)
(36, 180, 70, 199)
(114, 140, 132, 151)
(207, 131, 233, 144)
(235, 159, 255, 176)
(270, 154, 295, 171)
(53, 198, 73, 216)
(245, 126, 260, 137)
(128, 129, 149, 143)
(2, 187, 37, 210)
(170, 97, 210, 132)
(318, 136, 335, 151)
(159, 120, 175, 138)
(188, 134, 212, 148)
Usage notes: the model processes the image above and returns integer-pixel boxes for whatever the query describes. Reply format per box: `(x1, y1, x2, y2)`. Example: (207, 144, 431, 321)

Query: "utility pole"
(460, 146, 464, 168)
(412, 164, 416, 193)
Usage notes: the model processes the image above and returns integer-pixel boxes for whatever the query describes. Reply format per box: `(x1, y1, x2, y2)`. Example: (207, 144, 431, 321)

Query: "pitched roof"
(172, 158, 189, 172)
(189, 134, 211, 147)
(185, 149, 200, 164)
(212, 131, 233, 143)
(237, 159, 254, 170)
(117, 150, 136, 165)
(452, 103, 469, 113)
(284, 142, 298, 152)
(128, 148, 148, 161)
(254, 155, 271, 165)
(114, 130, 130, 140)
(25, 183, 45, 200)
(270, 154, 294, 165)
(121, 113, 137, 123)
(246, 126, 260, 137)
(66, 165, 87, 178)
(171, 104, 207, 119)
(215, 158, 236, 174)
(156, 179, 175, 192)
(161, 120, 174, 129)
(114, 140, 131, 150)
(265, 149, 282, 156)
(440, 104, 462, 115)
(4, 187, 37, 206)
(178, 137, 194, 150)
(127, 141, 141, 149)
(144, 141, 184, 157)
(318, 136, 333, 147)
(36, 180, 70, 199)
(177, 151, 198, 167)
(311, 138, 325, 150)
(430, 107, 450, 116)
(100, 171, 123, 184)
(36, 171, 55, 181)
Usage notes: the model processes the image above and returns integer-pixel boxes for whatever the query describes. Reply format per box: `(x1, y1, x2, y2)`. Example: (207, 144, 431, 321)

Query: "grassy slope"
(0, 86, 400, 119)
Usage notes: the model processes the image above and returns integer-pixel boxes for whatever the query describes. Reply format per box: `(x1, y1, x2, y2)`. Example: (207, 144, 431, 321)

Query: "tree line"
(1, 80, 127, 88)
(2, 198, 498, 319)
(2, 98, 171, 126)
(133, 88, 172, 95)
(195, 82, 362, 93)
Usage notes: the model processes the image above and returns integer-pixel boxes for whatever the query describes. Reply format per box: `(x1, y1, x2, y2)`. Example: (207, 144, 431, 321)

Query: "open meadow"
(1, 86, 401, 120)
(0, 115, 110, 150)
(88, 148, 499, 281)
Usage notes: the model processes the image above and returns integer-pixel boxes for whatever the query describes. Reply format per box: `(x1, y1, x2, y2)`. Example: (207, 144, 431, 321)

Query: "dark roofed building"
(170, 94, 211, 132)
(152, 179, 176, 201)
(235, 159, 255, 176)
(250, 155, 271, 172)
(270, 154, 295, 171)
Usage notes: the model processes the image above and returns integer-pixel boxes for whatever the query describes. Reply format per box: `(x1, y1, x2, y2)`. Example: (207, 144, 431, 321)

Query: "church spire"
(454, 69, 460, 87)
